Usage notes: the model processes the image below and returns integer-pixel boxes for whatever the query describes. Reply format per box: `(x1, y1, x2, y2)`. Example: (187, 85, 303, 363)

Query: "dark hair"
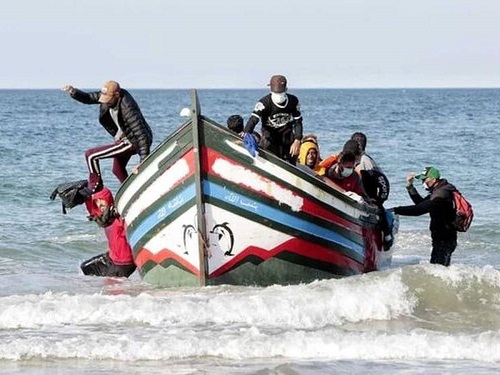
(227, 115, 244, 133)
(351, 132, 367, 151)
(340, 151, 356, 164)
(342, 140, 361, 156)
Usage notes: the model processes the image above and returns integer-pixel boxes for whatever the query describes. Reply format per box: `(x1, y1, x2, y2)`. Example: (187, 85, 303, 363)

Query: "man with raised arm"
(62, 80, 153, 193)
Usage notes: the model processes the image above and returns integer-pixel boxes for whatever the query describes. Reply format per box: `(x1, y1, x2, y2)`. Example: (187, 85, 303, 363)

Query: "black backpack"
(360, 169, 390, 204)
(50, 180, 90, 214)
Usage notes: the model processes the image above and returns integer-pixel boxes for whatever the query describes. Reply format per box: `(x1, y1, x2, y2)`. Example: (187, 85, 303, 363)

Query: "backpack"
(451, 189, 473, 232)
(360, 169, 390, 204)
(50, 180, 90, 214)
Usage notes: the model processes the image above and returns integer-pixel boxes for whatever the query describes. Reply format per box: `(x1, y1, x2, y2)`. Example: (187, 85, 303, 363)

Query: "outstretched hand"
(406, 173, 415, 187)
(61, 85, 76, 95)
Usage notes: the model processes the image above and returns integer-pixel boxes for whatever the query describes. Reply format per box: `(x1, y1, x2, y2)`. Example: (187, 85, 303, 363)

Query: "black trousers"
(80, 252, 136, 278)
(378, 205, 393, 251)
(261, 129, 297, 164)
(430, 238, 457, 267)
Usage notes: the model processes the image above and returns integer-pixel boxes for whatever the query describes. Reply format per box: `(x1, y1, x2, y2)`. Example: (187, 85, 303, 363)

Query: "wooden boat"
(115, 90, 393, 287)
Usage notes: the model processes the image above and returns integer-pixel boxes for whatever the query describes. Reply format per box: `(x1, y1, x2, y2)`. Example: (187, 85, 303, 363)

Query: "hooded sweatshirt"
(85, 188, 134, 265)
(298, 137, 325, 174)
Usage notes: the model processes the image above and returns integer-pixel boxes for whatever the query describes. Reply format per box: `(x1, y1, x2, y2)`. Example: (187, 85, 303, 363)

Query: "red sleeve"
(105, 219, 134, 264)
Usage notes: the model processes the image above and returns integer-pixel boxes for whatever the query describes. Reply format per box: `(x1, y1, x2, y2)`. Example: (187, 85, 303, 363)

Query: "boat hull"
(116, 91, 390, 287)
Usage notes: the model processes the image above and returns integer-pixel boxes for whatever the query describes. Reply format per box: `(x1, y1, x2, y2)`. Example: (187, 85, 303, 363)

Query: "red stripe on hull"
(135, 248, 200, 276)
(363, 227, 383, 271)
(203, 147, 362, 235)
(209, 237, 364, 278)
(123, 148, 195, 230)
(132, 147, 196, 203)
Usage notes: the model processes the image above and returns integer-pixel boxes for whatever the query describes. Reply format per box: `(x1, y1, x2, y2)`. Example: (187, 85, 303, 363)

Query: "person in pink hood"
(80, 187, 136, 277)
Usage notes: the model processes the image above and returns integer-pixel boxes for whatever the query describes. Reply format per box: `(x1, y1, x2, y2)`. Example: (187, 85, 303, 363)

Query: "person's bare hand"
(406, 173, 415, 187)
(132, 164, 140, 174)
(290, 139, 301, 156)
(61, 85, 76, 95)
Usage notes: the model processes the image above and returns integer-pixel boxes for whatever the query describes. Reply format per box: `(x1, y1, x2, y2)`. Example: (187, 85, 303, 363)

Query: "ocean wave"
(1, 323, 499, 362)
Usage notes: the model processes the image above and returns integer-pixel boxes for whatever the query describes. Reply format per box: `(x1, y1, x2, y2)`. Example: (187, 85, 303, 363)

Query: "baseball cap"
(267, 75, 287, 93)
(415, 166, 440, 180)
(98, 80, 120, 103)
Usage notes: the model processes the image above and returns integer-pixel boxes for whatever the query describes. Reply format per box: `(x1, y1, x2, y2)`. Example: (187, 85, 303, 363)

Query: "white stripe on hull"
(117, 142, 178, 213)
(141, 206, 201, 269)
(204, 204, 294, 273)
(125, 158, 190, 225)
(223, 142, 366, 219)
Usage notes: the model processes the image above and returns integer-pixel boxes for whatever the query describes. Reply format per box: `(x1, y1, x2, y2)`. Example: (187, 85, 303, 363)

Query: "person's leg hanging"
(85, 141, 135, 189)
(112, 147, 135, 183)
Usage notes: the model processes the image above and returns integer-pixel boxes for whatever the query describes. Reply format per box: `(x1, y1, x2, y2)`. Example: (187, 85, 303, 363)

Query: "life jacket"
(318, 153, 340, 176)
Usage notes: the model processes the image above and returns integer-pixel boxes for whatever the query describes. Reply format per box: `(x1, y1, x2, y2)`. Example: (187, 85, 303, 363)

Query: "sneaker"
(383, 234, 393, 251)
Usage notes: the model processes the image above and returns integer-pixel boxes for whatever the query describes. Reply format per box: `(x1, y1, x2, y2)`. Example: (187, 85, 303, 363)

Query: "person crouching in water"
(81, 187, 136, 277)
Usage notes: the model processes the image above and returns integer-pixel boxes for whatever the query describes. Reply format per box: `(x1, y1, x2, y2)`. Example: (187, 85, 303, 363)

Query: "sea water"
(0, 89, 499, 374)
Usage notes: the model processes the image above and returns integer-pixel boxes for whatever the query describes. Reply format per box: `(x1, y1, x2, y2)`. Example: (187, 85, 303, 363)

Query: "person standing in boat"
(80, 186, 136, 278)
(350, 132, 393, 249)
(243, 75, 303, 163)
(350, 132, 383, 173)
(359, 168, 394, 250)
(390, 166, 457, 266)
(62, 81, 153, 193)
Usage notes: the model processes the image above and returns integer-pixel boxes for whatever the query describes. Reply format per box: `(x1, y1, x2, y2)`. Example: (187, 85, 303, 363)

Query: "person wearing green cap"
(390, 166, 458, 266)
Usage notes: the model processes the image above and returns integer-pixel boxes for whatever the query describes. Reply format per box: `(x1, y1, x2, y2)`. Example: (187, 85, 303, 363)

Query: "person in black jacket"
(62, 81, 153, 192)
(391, 166, 457, 266)
(243, 75, 302, 163)
(360, 169, 394, 250)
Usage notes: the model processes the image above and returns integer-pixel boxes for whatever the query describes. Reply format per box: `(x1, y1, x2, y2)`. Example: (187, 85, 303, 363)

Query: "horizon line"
(1, 86, 500, 90)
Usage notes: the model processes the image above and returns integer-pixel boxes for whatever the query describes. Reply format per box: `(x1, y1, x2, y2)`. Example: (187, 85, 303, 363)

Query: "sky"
(2, 0, 500, 89)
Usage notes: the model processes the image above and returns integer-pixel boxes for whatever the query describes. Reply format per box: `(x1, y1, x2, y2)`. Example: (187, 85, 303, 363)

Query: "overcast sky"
(2, 0, 500, 89)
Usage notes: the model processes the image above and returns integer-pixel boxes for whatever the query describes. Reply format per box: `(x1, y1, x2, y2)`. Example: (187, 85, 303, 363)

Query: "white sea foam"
(0, 271, 413, 330)
(1, 319, 500, 362)
(50, 234, 97, 244)
(2, 266, 499, 362)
